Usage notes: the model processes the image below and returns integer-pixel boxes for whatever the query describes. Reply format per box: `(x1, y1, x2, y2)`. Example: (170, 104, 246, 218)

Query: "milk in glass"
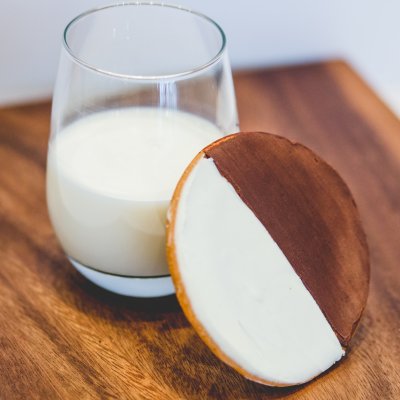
(47, 108, 222, 276)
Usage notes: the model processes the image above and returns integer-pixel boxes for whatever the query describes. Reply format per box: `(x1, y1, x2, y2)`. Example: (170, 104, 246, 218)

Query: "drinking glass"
(47, 3, 238, 297)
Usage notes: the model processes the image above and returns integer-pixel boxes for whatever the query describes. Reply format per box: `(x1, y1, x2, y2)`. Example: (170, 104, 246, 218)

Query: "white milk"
(47, 108, 222, 276)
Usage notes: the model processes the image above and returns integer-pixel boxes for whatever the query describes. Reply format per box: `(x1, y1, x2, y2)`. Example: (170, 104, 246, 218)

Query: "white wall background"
(1, 0, 399, 113)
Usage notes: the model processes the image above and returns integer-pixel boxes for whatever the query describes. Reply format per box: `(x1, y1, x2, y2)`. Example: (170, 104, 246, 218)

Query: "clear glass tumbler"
(47, 3, 238, 297)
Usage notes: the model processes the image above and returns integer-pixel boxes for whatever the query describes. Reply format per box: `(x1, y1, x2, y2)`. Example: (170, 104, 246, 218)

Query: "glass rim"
(63, 2, 227, 81)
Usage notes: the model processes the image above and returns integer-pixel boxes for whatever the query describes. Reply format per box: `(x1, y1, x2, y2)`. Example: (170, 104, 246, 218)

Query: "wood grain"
(0, 60, 399, 399)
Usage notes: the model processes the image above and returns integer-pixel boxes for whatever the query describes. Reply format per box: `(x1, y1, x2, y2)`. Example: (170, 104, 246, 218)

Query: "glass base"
(69, 257, 175, 298)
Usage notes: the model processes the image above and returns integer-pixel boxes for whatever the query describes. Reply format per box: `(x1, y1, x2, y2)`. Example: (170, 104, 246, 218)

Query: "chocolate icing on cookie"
(204, 132, 369, 346)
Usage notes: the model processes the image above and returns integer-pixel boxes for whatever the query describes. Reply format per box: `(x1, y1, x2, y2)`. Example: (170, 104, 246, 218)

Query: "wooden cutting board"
(0, 60, 399, 399)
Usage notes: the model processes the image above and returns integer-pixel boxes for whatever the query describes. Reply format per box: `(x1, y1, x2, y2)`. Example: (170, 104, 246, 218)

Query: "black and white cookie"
(167, 132, 369, 386)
